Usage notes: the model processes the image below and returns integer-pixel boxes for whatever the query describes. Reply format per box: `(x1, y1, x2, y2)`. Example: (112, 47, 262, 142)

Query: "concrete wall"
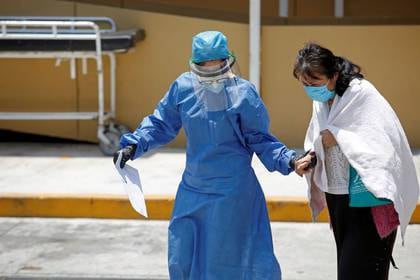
(64, 0, 420, 18)
(344, 0, 420, 18)
(0, 0, 249, 147)
(0, 1, 78, 140)
(0, 0, 419, 147)
(289, 0, 420, 17)
(262, 25, 420, 147)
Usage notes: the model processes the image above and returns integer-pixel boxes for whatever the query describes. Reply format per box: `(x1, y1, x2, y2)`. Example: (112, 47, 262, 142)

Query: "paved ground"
(0, 143, 419, 279)
(0, 218, 419, 280)
(0, 143, 310, 198)
(1, 143, 419, 199)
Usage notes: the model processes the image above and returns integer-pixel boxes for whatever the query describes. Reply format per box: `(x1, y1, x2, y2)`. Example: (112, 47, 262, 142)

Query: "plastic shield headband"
(189, 56, 239, 83)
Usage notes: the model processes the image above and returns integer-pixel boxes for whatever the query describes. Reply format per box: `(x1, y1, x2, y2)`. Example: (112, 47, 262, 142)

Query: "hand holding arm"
(320, 129, 337, 149)
(289, 151, 317, 177)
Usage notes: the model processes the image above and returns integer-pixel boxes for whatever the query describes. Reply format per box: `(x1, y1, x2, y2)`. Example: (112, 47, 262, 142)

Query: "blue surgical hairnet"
(191, 31, 230, 63)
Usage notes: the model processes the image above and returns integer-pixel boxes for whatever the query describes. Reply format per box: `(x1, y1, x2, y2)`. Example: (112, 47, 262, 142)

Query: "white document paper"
(114, 153, 148, 218)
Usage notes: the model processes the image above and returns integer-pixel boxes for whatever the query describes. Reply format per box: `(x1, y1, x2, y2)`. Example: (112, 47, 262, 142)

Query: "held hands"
(113, 144, 136, 168)
(320, 129, 337, 149)
(290, 129, 334, 176)
(290, 150, 317, 177)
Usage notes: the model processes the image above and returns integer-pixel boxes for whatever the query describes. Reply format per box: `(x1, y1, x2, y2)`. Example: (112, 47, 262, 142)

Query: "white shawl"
(304, 78, 419, 239)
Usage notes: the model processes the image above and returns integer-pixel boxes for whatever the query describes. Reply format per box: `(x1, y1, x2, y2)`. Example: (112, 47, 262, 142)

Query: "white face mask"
(205, 82, 225, 93)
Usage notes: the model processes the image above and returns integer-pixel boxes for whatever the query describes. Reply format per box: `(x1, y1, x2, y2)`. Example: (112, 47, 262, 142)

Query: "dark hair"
(293, 43, 364, 96)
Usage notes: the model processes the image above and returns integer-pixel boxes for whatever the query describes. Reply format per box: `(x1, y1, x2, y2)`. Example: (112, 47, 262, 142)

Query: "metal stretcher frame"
(0, 17, 133, 155)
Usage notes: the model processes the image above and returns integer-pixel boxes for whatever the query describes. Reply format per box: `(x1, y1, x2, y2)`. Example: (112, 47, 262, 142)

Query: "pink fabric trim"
(371, 204, 400, 239)
(309, 182, 327, 221)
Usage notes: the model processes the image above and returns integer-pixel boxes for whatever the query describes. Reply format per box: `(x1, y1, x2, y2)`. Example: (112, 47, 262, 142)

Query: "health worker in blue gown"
(113, 31, 314, 280)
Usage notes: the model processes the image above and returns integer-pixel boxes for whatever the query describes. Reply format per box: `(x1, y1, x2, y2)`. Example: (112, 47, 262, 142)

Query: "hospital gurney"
(0, 16, 145, 155)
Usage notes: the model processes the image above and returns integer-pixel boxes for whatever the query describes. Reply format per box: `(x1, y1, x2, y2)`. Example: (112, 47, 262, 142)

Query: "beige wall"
(262, 25, 420, 147)
(0, 0, 250, 146)
(290, 0, 334, 17)
(344, 0, 420, 18)
(0, 0, 78, 139)
(0, 0, 419, 147)
(61, 0, 420, 18)
(289, 0, 420, 17)
(76, 3, 250, 146)
(69, 0, 281, 17)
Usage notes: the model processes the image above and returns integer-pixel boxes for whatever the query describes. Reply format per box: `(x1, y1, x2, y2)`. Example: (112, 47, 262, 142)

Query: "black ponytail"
(293, 43, 364, 96)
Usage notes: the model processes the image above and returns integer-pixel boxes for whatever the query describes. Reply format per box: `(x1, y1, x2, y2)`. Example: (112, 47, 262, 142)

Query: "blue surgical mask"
(304, 82, 335, 102)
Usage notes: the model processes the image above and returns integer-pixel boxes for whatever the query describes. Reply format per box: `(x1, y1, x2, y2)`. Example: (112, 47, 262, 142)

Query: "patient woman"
(293, 42, 419, 280)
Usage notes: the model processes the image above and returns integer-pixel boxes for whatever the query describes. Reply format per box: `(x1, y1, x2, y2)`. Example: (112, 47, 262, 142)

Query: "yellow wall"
(123, 0, 279, 17)
(0, 0, 250, 146)
(76, 3, 250, 146)
(344, 0, 420, 18)
(0, 0, 78, 139)
(290, 0, 334, 17)
(0, 0, 419, 147)
(262, 25, 420, 147)
(289, 0, 420, 17)
(63, 0, 420, 18)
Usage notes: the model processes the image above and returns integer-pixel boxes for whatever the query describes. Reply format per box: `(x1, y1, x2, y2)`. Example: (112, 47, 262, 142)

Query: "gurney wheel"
(99, 130, 120, 156)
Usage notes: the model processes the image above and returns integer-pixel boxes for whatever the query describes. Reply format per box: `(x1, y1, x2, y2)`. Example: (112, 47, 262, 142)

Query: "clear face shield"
(190, 56, 241, 112)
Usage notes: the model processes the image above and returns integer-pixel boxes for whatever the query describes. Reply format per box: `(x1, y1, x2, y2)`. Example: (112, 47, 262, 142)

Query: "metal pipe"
(92, 23, 105, 132)
(0, 112, 100, 120)
(70, 58, 76, 80)
(55, 58, 62, 67)
(249, 0, 261, 93)
(0, 18, 111, 146)
(279, 0, 289, 17)
(0, 52, 99, 59)
(82, 57, 88, 75)
(335, 0, 344, 17)
(0, 33, 99, 40)
(0, 16, 116, 32)
(0, 20, 102, 40)
(108, 53, 117, 119)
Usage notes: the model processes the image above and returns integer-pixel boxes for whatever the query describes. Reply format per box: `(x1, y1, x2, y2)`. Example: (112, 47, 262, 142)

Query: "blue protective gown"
(120, 72, 296, 280)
